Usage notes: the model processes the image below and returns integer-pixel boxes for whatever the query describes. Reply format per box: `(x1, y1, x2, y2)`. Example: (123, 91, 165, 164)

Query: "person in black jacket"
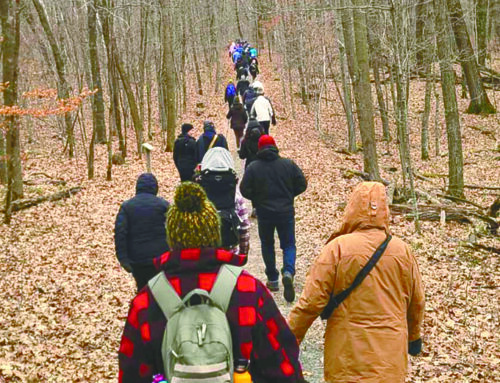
(238, 118, 263, 170)
(236, 75, 250, 98)
(195, 120, 229, 163)
(226, 98, 248, 148)
(240, 135, 307, 303)
(114, 173, 170, 290)
(173, 123, 197, 181)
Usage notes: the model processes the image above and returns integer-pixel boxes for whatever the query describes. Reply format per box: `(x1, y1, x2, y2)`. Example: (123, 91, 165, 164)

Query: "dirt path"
(225, 59, 325, 382)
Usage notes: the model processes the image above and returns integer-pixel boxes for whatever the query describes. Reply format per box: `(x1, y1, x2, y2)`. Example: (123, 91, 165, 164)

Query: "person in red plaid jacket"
(118, 182, 306, 383)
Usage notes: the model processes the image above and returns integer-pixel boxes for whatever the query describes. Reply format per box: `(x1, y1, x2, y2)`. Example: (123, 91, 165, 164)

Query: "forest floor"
(0, 51, 498, 382)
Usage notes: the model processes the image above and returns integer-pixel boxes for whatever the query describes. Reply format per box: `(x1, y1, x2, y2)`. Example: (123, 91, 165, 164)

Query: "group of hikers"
(115, 40, 425, 383)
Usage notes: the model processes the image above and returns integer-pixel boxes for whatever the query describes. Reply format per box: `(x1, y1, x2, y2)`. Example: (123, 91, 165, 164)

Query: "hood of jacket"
(201, 147, 235, 172)
(153, 247, 247, 273)
(135, 173, 158, 195)
(327, 182, 389, 243)
(256, 146, 279, 161)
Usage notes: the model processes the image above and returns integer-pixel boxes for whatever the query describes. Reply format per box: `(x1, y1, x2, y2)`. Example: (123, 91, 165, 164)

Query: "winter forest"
(0, 0, 499, 381)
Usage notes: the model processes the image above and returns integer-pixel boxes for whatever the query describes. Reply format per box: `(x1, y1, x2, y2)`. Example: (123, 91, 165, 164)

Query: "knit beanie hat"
(166, 182, 221, 250)
(258, 135, 276, 150)
(181, 123, 194, 134)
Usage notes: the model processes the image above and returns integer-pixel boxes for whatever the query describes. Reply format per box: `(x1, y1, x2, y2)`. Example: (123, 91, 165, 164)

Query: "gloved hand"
(120, 260, 133, 273)
(408, 338, 422, 356)
(271, 115, 277, 125)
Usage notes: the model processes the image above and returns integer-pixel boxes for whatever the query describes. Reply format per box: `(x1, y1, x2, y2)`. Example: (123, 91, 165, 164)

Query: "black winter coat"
(237, 79, 250, 97)
(238, 124, 262, 169)
(195, 133, 229, 163)
(226, 104, 248, 132)
(173, 133, 197, 181)
(114, 174, 170, 266)
(240, 147, 307, 217)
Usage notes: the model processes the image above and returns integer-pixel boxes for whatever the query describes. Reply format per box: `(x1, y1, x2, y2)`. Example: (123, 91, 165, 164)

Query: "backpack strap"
(210, 264, 243, 313)
(148, 272, 184, 319)
(208, 134, 219, 150)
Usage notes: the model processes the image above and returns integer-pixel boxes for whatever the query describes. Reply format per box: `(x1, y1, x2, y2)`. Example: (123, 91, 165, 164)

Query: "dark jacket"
(237, 79, 250, 97)
(195, 129, 229, 163)
(114, 173, 170, 266)
(119, 248, 305, 383)
(243, 87, 258, 114)
(173, 133, 197, 181)
(226, 103, 248, 132)
(238, 121, 263, 169)
(240, 146, 307, 217)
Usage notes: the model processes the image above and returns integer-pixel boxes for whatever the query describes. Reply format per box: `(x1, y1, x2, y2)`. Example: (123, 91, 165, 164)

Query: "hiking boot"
(266, 279, 279, 292)
(282, 272, 295, 303)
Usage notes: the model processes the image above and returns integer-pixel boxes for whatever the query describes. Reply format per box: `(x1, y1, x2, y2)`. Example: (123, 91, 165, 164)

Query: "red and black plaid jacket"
(118, 248, 305, 383)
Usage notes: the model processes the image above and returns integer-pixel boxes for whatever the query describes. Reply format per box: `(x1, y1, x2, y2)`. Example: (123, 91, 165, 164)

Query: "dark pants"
(227, 96, 235, 110)
(178, 167, 195, 182)
(132, 263, 159, 291)
(257, 213, 296, 282)
(260, 120, 270, 135)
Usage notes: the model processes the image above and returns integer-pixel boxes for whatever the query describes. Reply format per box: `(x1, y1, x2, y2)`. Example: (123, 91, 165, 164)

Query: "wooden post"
(142, 143, 154, 173)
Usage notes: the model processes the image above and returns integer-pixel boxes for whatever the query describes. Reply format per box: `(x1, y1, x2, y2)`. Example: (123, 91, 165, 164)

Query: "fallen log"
(462, 242, 500, 255)
(3, 187, 83, 213)
(463, 184, 500, 191)
(390, 203, 498, 234)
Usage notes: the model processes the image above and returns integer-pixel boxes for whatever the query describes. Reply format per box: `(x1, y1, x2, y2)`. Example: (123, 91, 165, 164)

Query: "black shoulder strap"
(320, 234, 392, 320)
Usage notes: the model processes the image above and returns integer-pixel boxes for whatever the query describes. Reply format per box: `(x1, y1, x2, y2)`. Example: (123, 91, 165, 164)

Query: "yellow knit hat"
(166, 182, 221, 250)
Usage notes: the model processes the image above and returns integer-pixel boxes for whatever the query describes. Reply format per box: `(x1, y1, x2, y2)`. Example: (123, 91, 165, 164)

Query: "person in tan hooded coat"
(288, 182, 425, 383)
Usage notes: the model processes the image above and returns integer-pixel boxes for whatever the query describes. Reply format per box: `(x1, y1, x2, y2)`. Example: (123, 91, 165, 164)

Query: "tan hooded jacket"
(288, 182, 425, 383)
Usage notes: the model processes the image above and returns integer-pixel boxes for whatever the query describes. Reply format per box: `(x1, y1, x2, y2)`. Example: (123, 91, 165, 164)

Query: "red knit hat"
(258, 135, 276, 150)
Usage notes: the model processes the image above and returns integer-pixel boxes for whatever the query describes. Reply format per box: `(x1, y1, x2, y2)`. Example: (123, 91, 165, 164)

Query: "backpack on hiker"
(148, 264, 243, 383)
(226, 83, 236, 98)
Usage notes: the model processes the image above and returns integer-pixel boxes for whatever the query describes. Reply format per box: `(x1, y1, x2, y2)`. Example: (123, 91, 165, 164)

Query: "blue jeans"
(257, 214, 296, 281)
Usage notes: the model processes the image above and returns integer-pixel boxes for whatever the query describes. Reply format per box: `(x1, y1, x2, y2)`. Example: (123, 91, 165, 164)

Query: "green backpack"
(148, 264, 243, 383)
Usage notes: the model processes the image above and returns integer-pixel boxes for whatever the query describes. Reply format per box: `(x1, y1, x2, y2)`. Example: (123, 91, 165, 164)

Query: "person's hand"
(408, 338, 422, 356)
(120, 260, 133, 273)
(271, 115, 277, 125)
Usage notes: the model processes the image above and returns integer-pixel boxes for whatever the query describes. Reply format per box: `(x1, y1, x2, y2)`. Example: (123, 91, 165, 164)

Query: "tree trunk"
(447, 0, 495, 114)
(114, 54, 144, 157)
(87, 0, 106, 144)
(1, 0, 23, 223)
(0, 130, 6, 184)
(234, 0, 243, 38)
(334, 1, 357, 152)
(351, 0, 380, 180)
(421, 66, 432, 160)
(31, 0, 75, 157)
(434, 0, 464, 197)
(476, 0, 488, 65)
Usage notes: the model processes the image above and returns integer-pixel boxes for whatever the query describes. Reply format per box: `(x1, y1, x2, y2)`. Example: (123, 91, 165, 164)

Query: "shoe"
(251, 208, 257, 218)
(282, 272, 295, 303)
(266, 279, 279, 292)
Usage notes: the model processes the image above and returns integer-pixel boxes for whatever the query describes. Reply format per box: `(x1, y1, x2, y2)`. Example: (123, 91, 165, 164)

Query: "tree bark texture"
(351, 0, 380, 180)
(1, 0, 23, 216)
(434, 0, 465, 197)
(87, 0, 107, 144)
(447, 0, 495, 114)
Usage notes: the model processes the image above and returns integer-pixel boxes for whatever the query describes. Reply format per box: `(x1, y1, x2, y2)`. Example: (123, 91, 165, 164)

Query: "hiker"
(240, 135, 307, 302)
(236, 75, 250, 98)
(250, 81, 276, 135)
(226, 97, 248, 148)
(114, 173, 169, 291)
(195, 120, 228, 163)
(249, 59, 259, 80)
(236, 65, 249, 80)
(118, 182, 306, 383)
(238, 118, 263, 170)
(249, 47, 258, 59)
(243, 83, 258, 115)
(196, 147, 249, 254)
(173, 123, 197, 182)
(288, 182, 425, 383)
(224, 79, 237, 110)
